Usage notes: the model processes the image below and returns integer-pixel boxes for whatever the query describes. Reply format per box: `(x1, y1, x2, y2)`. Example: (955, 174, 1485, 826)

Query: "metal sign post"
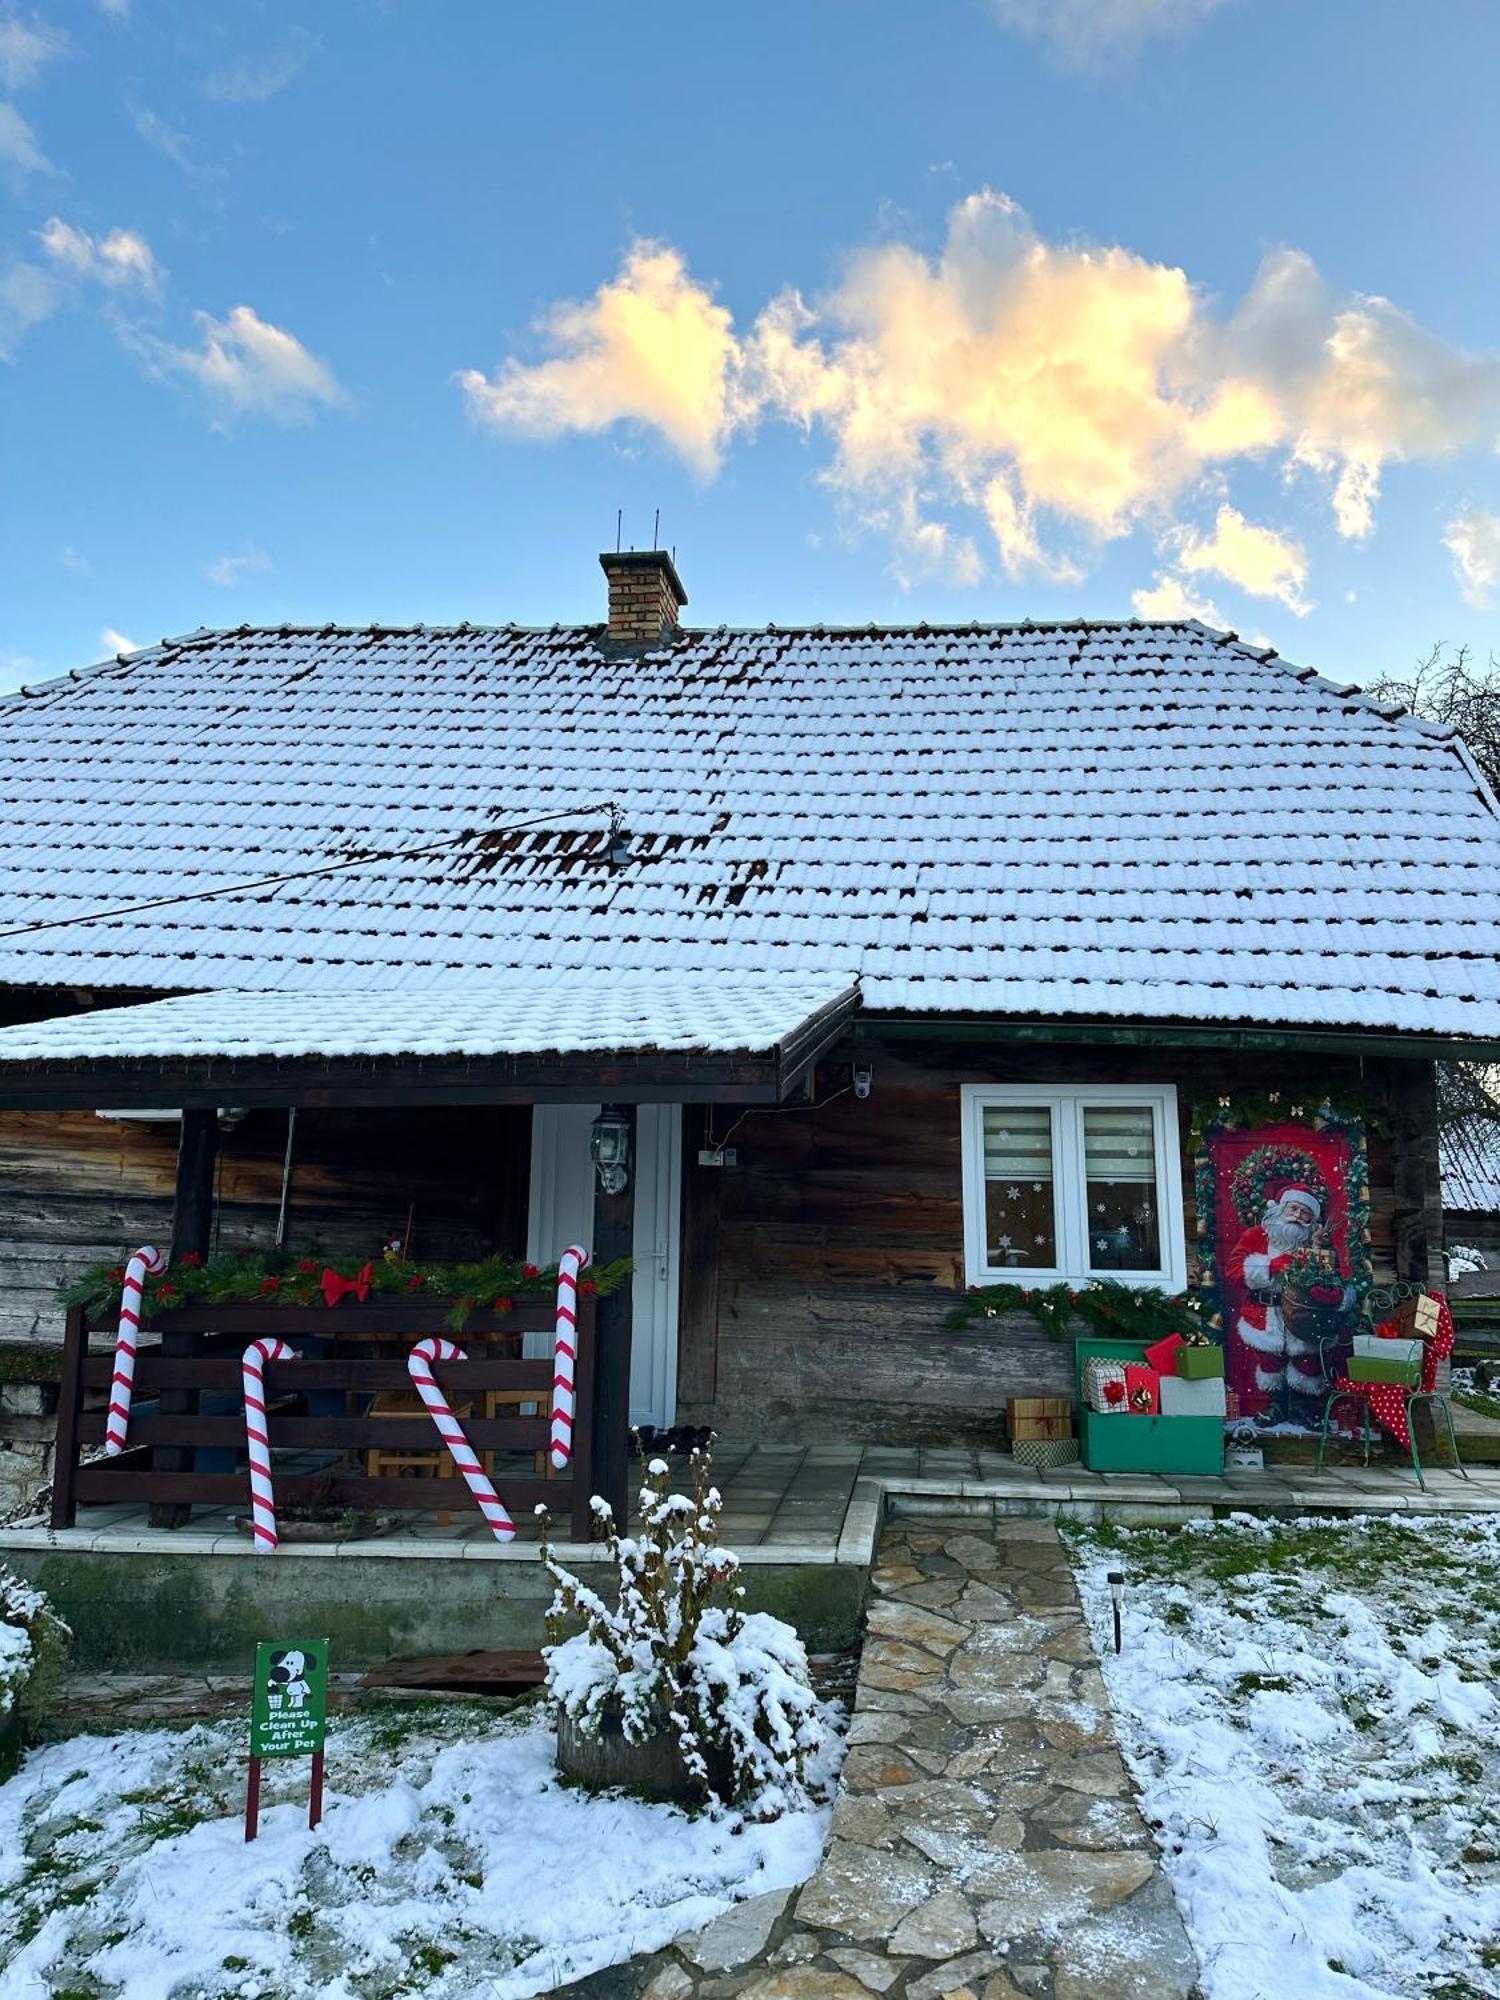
(246, 1638, 330, 1842)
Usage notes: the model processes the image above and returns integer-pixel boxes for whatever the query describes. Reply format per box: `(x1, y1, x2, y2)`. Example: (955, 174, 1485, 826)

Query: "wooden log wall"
(0, 1105, 532, 1346)
(676, 1036, 1443, 1445)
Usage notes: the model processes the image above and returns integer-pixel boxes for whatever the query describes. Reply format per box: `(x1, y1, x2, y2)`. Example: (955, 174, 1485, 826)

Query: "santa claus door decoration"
(1195, 1109, 1373, 1429)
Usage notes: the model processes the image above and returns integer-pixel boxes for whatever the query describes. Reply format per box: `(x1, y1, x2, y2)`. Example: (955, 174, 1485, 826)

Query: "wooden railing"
(51, 1298, 601, 1544)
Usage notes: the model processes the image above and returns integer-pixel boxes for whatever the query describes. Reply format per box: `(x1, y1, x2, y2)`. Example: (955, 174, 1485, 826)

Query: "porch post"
(590, 1104, 637, 1533)
(150, 1106, 218, 1527)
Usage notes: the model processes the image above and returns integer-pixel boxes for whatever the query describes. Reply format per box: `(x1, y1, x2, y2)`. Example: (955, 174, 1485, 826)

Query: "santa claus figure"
(1224, 1186, 1330, 1418)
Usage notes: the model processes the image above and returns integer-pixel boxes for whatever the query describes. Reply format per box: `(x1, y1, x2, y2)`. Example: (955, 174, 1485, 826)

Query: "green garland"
(58, 1245, 633, 1335)
(947, 1278, 1205, 1344)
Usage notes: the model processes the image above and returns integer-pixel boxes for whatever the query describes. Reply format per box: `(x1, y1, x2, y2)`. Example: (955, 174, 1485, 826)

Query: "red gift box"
(1124, 1364, 1160, 1415)
(1143, 1333, 1185, 1376)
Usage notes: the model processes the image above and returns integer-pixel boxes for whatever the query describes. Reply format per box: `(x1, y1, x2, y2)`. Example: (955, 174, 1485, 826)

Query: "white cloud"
(155, 304, 348, 426)
(467, 193, 1500, 592)
(100, 626, 140, 656)
(0, 12, 67, 91)
(204, 28, 318, 104)
(203, 543, 272, 587)
(96, 0, 128, 14)
(1443, 508, 1500, 609)
(38, 215, 160, 291)
(990, 0, 1232, 64)
(60, 544, 89, 574)
(0, 99, 52, 179)
(1170, 504, 1312, 613)
(458, 241, 748, 480)
(1131, 572, 1225, 626)
(0, 257, 57, 358)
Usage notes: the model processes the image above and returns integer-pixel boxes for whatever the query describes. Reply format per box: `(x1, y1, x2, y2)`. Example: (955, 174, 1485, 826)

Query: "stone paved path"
(592, 1515, 1198, 2000)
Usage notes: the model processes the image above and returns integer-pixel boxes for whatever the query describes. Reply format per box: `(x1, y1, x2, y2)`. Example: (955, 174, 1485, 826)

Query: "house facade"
(0, 550, 1497, 1507)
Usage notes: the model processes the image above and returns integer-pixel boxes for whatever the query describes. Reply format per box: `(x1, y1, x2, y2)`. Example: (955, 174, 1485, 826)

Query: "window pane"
(982, 1105, 1057, 1270)
(1084, 1105, 1161, 1272)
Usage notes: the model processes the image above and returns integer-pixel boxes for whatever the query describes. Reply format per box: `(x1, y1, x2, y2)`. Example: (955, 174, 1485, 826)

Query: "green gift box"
(1348, 1355, 1420, 1387)
(1176, 1345, 1225, 1380)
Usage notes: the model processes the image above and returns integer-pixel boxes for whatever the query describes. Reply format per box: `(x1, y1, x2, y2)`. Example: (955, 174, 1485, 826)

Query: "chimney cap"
(598, 547, 688, 608)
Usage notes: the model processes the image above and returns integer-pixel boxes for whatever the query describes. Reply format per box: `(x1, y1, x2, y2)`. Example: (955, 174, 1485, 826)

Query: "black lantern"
(590, 1104, 631, 1195)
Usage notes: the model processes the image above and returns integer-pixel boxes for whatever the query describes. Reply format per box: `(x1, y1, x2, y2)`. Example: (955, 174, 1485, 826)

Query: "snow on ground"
(1069, 1513, 1500, 2000)
(0, 1699, 832, 2000)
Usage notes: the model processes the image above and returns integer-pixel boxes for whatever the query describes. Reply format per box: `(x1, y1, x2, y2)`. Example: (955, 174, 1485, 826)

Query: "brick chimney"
(599, 548, 687, 645)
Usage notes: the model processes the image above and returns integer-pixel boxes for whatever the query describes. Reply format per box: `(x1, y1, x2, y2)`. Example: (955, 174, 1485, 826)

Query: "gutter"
(856, 1014, 1500, 1062)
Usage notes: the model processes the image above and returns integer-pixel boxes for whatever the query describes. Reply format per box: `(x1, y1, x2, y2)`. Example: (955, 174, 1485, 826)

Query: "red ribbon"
(321, 1261, 373, 1308)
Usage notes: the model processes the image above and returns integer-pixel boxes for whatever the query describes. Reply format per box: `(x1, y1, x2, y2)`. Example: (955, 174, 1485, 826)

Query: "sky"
(2, 0, 1499, 692)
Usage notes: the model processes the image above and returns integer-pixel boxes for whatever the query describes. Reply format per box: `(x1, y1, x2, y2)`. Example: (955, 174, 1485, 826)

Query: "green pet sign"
(246, 1638, 329, 1840)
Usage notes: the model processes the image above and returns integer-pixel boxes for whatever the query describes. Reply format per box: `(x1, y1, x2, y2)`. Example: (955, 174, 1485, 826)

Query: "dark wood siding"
(675, 1036, 1442, 1444)
(0, 1105, 531, 1346)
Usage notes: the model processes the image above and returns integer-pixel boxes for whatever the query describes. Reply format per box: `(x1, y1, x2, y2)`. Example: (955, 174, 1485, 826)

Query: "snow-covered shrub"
(1447, 1243, 1489, 1280)
(0, 1567, 69, 1772)
(539, 1450, 838, 1817)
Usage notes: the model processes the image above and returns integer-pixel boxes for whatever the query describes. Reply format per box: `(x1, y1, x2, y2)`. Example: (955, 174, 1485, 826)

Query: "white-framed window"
(959, 1084, 1186, 1291)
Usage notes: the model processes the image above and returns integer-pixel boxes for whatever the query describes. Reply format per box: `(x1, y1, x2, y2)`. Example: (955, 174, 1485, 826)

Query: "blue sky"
(2, 0, 1498, 691)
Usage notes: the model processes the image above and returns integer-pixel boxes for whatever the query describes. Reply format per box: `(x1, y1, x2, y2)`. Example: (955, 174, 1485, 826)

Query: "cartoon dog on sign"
(267, 1647, 315, 1711)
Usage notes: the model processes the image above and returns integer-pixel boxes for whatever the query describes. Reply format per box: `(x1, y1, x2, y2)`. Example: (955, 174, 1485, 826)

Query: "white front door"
(526, 1104, 682, 1429)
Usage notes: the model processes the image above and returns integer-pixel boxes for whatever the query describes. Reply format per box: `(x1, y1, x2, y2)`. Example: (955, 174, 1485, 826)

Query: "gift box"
(1353, 1333, 1422, 1366)
(1176, 1344, 1225, 1380)
(1083, 1357, 1129, 1414)
(1389, 1293, 1441, 1340)
(1348, 1354, 1421, 1386)
(1124, 1364, 1160, 1415)
(1159, 1373, 1228, 1418)
(1009, 1395, 1074, 1441)
(1011, 1437, 1080, 1468)
(1143, 1333, 1186, 1376)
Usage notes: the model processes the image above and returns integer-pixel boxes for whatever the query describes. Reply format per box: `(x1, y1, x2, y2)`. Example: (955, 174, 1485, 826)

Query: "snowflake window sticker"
(996, 1234, 1012, 1249)
(1034, 1233, 1045, 1245)
(1032, 1181, 1043, 1192)
(1006, 1184, 1020, 1199)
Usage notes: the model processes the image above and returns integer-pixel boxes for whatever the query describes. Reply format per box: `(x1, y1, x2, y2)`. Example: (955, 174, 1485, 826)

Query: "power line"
(0, 801, 617, 943)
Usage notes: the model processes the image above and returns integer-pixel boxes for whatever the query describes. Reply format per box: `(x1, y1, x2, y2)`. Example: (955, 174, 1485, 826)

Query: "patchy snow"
(1070, 1513, 1500, 2000)
(0, 1567, 56, 1722)
(0, 1702, 832, 1999)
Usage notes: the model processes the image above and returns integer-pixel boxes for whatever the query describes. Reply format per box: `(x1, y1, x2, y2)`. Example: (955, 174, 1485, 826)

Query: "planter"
(556, 1702, 735, 1804)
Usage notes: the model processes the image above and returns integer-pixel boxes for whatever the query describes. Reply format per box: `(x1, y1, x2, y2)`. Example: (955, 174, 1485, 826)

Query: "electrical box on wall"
(697, 1147, 738, 1168)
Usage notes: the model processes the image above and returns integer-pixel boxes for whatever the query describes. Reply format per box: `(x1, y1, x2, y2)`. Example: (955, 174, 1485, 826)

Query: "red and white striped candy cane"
(243, 1338, 298, 1553)
(550, 1245, 589, 1471)
(104, 1244, 167, 1455)
(408, 1338, 515, 1543)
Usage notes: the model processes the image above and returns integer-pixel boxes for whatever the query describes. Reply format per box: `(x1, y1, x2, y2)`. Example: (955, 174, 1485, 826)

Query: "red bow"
(321, 1262, 372, 1308)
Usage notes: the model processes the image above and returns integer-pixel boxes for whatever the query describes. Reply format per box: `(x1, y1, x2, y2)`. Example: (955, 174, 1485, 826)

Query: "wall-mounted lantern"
(590, 1104, 632, 1195)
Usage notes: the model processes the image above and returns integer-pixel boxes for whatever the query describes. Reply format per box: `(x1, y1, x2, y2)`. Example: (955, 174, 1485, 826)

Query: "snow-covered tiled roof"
(1441, 1118, 1500, 1213)
(1, 617, 1497, 1042)
(0, 975, 854, 1062)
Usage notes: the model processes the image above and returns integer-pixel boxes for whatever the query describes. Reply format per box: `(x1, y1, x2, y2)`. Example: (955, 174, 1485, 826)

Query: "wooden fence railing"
(51, 1298, 602, 1544)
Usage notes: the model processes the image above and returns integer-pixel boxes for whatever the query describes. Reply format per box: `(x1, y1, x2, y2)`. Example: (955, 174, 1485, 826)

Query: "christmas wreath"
(1228, 1145, 1330, 1227)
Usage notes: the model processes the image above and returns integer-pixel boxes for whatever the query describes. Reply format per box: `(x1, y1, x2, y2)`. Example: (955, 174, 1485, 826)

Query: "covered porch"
(0, 973, 858, 1543)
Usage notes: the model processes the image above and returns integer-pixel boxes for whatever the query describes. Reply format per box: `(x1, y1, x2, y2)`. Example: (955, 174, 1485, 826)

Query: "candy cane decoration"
(243, 1338, 298, 1552)
(408, 1338, 515, 1543)
(104, 1244, 167, 1455)
(550, 1244, 589, 1471)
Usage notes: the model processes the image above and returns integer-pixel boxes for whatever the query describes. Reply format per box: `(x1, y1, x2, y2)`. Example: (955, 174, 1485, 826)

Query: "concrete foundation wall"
(2, 1546, 868, 1671)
